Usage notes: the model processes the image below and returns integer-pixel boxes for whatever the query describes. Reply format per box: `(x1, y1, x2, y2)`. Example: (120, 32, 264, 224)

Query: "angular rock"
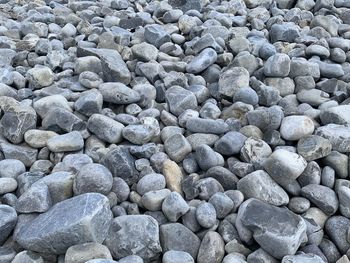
(101, 147, 138, 185)
(160, 223, 201, 259)
(297, 135, 332, 161)
(237, 170, 289, 206)
(0, 143, 38, 167)
(187, 48, 217, 74)
(325, 216, 350, 254)
(98, 82, 140, 104)
(320, 105, 350, 125)
(218, 67, 250, 98)
(164, 134, 192, 163)
(75, 89, 103, 116)
(77, 47, 131, 85)
(315, 124, 350, 153)
(214, 131, 247, 156)
(33, 95, 71, 119)
(264, 53, 291, 77)
(26, 66, 54, 89)
(195, 144, 224, 171)
(197, 231, 225, 263)
(162, 192, 189, 222)
(42, 108, 86, 133)
(237, 198, 307, 259)
(104, 215, 161, 260)
(15, 193, 112, 254)
(165, 86, 198, 116)
(144, 24, 171, 48)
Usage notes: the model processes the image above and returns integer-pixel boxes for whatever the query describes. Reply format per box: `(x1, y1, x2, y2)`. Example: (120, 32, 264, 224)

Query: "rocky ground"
(1, 0, 350, 262)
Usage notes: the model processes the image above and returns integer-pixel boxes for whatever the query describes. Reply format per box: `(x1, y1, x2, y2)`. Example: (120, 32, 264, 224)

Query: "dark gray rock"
(297, 135, 332, 161)
(301, 184, 339, 215)
(236, 198, 307, 259)
(104, 215, 161, 260)
(162, 192, 189, 222)
(186, 48, 217, 74)
(270, 23, 301, 43)
(160, 223, 201, 259)
(214, 131, 247, 156)
(144, 24, 171, 48)
(195, 145, 224, 171)
(0, 205, 17, 245)
(0, 143, 38, 167)
(204, 167, 238, 191)
(164, 134, 192, 163)
(15, 193, 112, 254)
(169, 0, 202, 12)
(98, 82, 140, 104)
(42, 108, 86, 133)
(75, 89, 103, 116)
(101, 147, 138, 185)
(325, 216, 350, 254)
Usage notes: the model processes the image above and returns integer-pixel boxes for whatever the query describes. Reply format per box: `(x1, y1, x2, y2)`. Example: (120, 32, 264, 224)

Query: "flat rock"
(88, 114, 124, 144)
(104, 215, 162, 260)
(0, 205, 17, 245)
(236, 198, 307, 259)
(98, 82, 140, 104)
(0, 143, 38, 167)
(15, 193, 112, 254)
(47, 131, 84, 152)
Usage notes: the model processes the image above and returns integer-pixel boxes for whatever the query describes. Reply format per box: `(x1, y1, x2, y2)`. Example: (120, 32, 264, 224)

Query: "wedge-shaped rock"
(15, 193, 112, 254)
(104, 215, 162, 260)
(236, 198, 307, 259)
(237, 170, 289, 206)
(77, 47, 131, 85)
(315, 124, 350, 153)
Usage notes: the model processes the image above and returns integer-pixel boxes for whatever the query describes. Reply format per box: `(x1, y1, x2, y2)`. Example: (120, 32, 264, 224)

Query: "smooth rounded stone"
(280, 115, 315, 141)
(240, 138, 272, 165)
(186, 133, 219, 149)
(306, 44, 330, 58)
(104, 215, 161, 260)
(320, 105, 350, 125)
(79, 71, 103, 89)
(0, 205, 17, 245)
(301, 184, 338, 215)
(222, 253, 247, 263)
(162, 192, 189, 222)
(73, 163, 113, 196)
(131, 43, 158, 62)
(165, 86, 198, 116)
(218, 67, 250, 97)
(186, 48, 217, 74)
(338, 186, 350, 218)
(47, 131, 84, 153)
(263, 149, 307, 186)
(237, 170, 289, 206)
(137, 173, 166, 195)
(214, 131, 247, 156)
(264, 53, 291, 77)
(186, 118, 229, 135)
(98, 82, 140, 104)
(164, 134, 192, 163)
(236, 198, 307, 259)
(15, 193, 112, 254)
(178, 109, 200, 127)
(0, 177, 17, 195)
(319, 238, 341, 263)
(0, 105, 37, 144)
(162, 250, 194, 263)
(118, 255, 143, 263)
(288, 197, 311, 214)
(33, 95, 71, 119)
(289, 58, 320, 79)
(111, 177, 130, 203)
(160, 223, 201, 259)
(232, 87, 259, 105)
(195, 202, 217, 228)
(303, 207, 329, 230)
(209, 192, 234, 219)
(195, 177, 224, 201)
(162, 160, 183, 194)
(75, 56, 102, 75)
(144, 24, 171, 48)
(42, 108, 86, 133)
(297, 89, 330, 107)
(325, 216, 350, 254)
(0, 159, 25, 179)
(270, 22, 300, 43)
(199, 101, 221, 119)
(321, 166, 335, 188)
(297, 135, 332, 161)
(322, 151, 348, 179)
(142, 189, 171, 211)
(195, 144, 224, 171)
(26, 66, 54, 89)
(281, 253, 325, 263)
(86, 260, 117, 263)
(24, 130, 58, 148)
(75, 89, 103, 116)
(65, 243, 112, 263)
(197, 231, 225, 263)
(87, 114, 124, 144)
(10, 250, 44, 263)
